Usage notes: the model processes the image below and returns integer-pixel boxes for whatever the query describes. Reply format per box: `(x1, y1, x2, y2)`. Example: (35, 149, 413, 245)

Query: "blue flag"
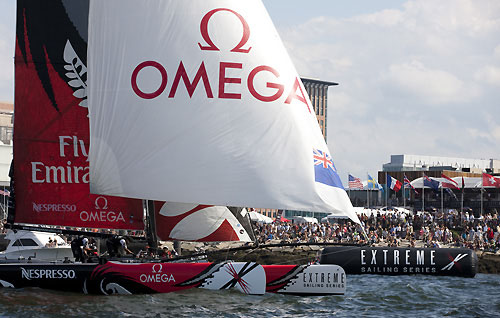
(367, 174, 383, 192)
(313, 149, 343, 189)
(424, 175, 440, 191)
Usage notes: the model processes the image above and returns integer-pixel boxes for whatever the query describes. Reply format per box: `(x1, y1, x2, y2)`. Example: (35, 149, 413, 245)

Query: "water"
(0, 274, 499, 318)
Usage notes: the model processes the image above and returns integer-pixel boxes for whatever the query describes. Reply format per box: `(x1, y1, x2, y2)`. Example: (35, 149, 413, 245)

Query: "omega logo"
(79, 196, 125, 223)
(198, 8, 251, 53)
(130, 6, 312, 114)
(94, 196, 109, 210)
(152, 263, 163, 273)
(139, 263, 176, 283)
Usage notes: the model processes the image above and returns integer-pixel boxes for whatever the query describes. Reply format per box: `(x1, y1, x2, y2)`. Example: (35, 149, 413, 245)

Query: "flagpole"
(385, 172, 388, 208)
(461, 177, 464, 226)
(481, 173, 484, 216)
(2, 186, 4, 219)
(2, 186, 4, 220)
(403, 176, 406, 211)
(461, 187, 464, 214)
(422, 172, 425, 213)
(441, 185, 443, 215)
(367, 173, 370, 208)
(348, 173, 351, 201)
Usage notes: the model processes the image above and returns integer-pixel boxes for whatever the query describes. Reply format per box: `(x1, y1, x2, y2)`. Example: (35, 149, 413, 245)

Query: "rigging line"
(222, 235, 240, 264)
(315, 246, 368, 258)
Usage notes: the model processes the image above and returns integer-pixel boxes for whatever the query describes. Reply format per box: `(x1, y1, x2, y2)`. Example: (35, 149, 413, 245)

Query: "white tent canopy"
(410, 176, 485, 188)
(291, 216, 318, 224)
(248, 211, 273, 224)
(321, 214, 349, 222)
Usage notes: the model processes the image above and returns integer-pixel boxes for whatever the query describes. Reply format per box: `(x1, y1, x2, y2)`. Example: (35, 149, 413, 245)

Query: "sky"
(0, 0, 499, 184)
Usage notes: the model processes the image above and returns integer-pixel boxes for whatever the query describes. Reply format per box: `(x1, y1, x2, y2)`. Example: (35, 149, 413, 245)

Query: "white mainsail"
(87, 0, 360, 224)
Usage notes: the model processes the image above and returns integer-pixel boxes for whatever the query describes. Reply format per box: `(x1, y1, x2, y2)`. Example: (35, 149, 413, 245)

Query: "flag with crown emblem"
(313, 149, 343, 189)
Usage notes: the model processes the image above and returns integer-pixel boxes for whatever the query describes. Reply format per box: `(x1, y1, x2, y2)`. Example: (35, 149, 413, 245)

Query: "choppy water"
(0, 274, 499, 318)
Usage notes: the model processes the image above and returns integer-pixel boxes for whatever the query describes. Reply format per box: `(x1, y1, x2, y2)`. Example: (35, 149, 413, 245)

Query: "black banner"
(320, 246, 477, 277)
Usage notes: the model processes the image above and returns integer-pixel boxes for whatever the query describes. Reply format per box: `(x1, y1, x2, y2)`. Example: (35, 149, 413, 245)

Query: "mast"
(145, 200, 158, 251)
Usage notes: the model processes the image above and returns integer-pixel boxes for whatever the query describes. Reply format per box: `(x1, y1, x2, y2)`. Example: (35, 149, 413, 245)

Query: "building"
(0, 102, 13, 187)
(373, 154, 500, 216)
(301, 77, 338, 142)
(379, 154, 498, 186)
(0, 102, 13, 220)
(0, 102, 13, 145)
(382, 154, 500, 174)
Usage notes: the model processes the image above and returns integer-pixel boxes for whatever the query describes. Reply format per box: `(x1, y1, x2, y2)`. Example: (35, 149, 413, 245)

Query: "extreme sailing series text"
(360, 248, 438, 274)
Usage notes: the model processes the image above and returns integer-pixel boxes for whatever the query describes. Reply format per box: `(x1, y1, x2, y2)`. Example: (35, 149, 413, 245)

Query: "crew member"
(106, 235, 133, 257)
(71, 236, 91, 263)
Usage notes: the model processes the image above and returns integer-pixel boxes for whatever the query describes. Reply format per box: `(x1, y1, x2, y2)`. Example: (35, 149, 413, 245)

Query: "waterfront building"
(382, 154, 500, 174)
(301, 78, 338, 142)
(0, 102, 13, 219)
(371, 154, 500, 216)
(0, 102, 13, 186)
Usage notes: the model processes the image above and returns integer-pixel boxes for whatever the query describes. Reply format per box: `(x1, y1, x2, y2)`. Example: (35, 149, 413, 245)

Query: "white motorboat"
(0, 230, 74, 262)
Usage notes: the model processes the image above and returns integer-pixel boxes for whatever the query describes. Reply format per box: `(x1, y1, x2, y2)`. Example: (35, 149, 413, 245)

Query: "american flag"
(348, 174, 363, 189)
(0, 189, 10, 196)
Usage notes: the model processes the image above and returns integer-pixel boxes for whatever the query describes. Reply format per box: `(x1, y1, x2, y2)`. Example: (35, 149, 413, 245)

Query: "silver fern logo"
(63, 40, 87, 108)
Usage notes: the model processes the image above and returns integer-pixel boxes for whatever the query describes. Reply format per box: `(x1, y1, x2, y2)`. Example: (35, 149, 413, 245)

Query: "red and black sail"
(11, 0, 143, 229)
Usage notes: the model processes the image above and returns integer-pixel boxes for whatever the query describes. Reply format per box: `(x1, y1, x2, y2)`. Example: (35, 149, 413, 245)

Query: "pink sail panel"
(155, 202, 253, 242)
(13, 1, 144, 229)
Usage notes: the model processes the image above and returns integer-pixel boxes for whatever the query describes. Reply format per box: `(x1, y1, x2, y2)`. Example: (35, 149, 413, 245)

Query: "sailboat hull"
(0, 261, 345, 295)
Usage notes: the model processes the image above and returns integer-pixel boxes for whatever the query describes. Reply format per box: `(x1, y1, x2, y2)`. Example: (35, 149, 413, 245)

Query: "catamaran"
(1, 0, 359, 295)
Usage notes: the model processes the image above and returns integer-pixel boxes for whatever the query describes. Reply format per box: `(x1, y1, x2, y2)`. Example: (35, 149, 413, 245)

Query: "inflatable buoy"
(320, 246, 477, 277)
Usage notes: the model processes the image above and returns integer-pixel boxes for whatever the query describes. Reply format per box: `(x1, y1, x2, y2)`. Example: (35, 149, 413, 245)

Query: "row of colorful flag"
(348, 173, 500, 192)
(348, 173, 414, 192)
(348, 174, 382, 190)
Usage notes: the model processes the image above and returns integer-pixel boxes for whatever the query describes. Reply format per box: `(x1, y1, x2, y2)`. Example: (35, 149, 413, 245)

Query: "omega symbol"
(152, 263, 163, 273)
(94, 196, 108, 210)
(198, 8, 251, 53)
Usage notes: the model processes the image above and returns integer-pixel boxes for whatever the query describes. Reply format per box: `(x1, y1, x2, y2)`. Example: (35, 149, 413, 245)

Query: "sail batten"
(88, 0, 360, 224)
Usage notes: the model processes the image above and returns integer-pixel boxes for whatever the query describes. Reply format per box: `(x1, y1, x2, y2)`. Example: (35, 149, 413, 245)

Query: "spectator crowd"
(252, 209, 500, 252)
